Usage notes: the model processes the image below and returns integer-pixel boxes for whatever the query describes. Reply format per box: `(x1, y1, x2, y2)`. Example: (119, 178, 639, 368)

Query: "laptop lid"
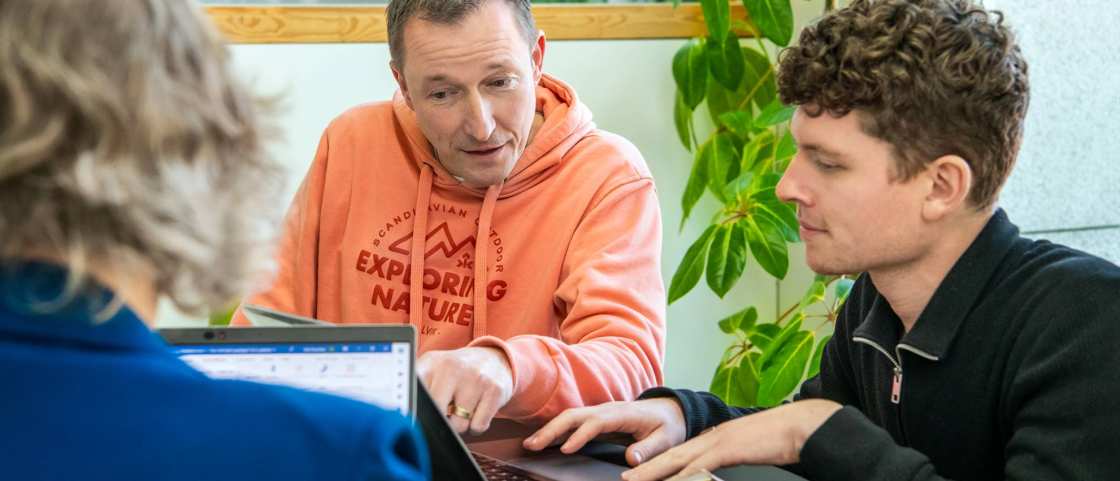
(240, 303, 332, 326)
(160, 325, 416, 417)
(415, 381, 489, 481)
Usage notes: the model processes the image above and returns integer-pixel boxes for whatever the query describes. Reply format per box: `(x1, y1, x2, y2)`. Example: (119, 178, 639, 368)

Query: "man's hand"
(523, 398, 688, 467)
(417, 346, 514, 434)
(621, 399, 842, 481)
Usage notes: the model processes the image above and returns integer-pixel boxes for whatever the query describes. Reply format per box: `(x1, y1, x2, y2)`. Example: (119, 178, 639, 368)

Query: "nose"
(462, 91, 496, 143)
(776, 154, 809, 206)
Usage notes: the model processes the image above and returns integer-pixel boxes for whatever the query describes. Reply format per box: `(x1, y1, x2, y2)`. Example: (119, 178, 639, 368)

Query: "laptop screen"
(171, 341, 412, 416)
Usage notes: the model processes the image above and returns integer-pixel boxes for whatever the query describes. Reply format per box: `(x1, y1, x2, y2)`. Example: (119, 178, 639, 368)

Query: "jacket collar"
(853, 209, 1021, 361)
(0, 260, 167, 355)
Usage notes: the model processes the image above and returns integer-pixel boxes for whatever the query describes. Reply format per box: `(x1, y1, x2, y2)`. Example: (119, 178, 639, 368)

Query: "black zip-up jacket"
(643, 210, 1120, 480)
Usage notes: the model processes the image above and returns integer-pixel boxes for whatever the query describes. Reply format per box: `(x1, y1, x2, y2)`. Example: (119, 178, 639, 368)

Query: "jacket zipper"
(852, 338, 941, 405)
(853, 336, 904, 404)
(851, 336, 922, 444)
(890, 366, 903, 403)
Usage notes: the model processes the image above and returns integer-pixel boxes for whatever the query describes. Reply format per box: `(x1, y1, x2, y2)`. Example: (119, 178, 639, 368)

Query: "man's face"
(776, 108, 932, 276)
(392, 1, 543, 188)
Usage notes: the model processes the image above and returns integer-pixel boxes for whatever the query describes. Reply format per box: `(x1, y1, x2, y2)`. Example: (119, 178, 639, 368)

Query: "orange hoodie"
(234, 75, 665, 421)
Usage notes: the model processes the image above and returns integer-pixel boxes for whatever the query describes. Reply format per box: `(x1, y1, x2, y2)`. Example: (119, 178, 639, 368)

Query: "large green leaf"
(700, 0, 730, 46)
(672, 40, 708, 110)
(707, 32, 745, 91)
(799, 278, 827, 310)
(757, 313, 802, 370)
(673, 92, 693, 152)
(754, 100, 796, 129)
(747, 172, 782, 203)
(710, 359, 743, 405)
(705, 80, 732, 127)
(808, 333, 832, 379)
(706, 221, 749, 298)
(749, 323, 781, 350)
(681, 139, 712, 228)
(706, 132, 741, 202)
(723, 171, 754, 202)
(718, 110, 754, 139)
(757, 330, 814, 406)
(741, 48, 777, 110)
(718, 306, 759, 335)
(740, 130, 776, 175)
(754, 201, 799, 243)
(743, 0, 794, 47)
(744, 215, 789, 279)
(737, 353, 761, 405)
(774, 130, 797, 170)
(710, 349, 762, 407)
(668, 224, 717, 303)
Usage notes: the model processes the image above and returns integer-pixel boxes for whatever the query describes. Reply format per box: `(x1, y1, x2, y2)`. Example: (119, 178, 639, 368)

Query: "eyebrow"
(421, 62, 514, 84)
(799, 143, 848, 160)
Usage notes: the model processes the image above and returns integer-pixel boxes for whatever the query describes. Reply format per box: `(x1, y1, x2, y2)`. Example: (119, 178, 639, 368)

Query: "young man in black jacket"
(523, 0, 1120, 480)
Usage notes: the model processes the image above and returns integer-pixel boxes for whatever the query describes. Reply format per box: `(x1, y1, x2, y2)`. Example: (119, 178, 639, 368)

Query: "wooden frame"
(205, 4, 750, 44)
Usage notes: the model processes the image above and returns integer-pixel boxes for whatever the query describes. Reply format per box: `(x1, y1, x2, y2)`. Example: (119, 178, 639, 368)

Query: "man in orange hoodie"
(234, 0, 666, 435)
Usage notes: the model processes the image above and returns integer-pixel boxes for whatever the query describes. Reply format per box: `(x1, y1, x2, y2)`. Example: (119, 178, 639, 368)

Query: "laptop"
(240, 303, 332, 326)
(159, 310, 804, 481)
(160, 323, 416, 417)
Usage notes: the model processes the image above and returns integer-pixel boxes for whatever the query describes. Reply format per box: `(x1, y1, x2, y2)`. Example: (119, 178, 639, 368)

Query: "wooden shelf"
(205, 4, 752, 43)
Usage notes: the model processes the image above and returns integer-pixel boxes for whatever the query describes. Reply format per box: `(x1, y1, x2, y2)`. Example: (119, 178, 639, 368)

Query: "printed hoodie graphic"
(235, 75, 666, 421)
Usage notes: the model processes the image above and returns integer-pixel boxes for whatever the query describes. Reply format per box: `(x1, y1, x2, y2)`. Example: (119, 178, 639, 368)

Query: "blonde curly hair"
(0, 0, 284, 315)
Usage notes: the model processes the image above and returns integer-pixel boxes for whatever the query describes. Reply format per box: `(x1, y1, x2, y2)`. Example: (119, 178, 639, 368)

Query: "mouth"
(798, 218, 827, 235)
(462, 144, 505, 157)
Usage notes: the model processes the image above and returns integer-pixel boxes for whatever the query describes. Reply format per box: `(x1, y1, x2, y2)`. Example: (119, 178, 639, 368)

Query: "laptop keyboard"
(474, 453, 545, 481)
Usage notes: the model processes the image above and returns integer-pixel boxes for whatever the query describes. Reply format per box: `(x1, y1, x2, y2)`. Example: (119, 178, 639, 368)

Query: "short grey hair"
(387, 0, 537, 68)
(0, 0, 285, 315)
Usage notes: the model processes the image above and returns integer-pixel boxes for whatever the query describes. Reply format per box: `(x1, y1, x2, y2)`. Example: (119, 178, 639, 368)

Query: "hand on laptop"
(418, 346, 514, 434)
(617, 399, 842, 481)
(522, 398, 687, 467)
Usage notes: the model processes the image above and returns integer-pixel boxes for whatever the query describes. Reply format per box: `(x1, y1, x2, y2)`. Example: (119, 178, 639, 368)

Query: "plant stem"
(736, 68, 775, 111)
(774, 301, 800, 326)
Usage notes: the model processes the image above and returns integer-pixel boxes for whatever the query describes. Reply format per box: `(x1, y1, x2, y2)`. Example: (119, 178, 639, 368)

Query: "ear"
(390, 61, 415, 110)
(530, 31, 546, 83)
(921, 155, 973, 221)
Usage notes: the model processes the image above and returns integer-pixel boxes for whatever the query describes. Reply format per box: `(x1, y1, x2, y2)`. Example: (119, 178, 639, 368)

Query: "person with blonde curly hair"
(0, 1, 427, 479)
(524, 1, 1120, 480)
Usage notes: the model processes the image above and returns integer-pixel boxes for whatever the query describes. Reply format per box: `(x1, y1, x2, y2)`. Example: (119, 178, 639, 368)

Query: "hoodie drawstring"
(408, 164, 503, 340)
(472, 184, 501, 339)
(408, 166, 434, 330)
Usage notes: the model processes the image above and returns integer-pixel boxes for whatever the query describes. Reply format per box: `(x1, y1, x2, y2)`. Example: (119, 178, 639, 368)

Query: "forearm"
(471, 332, 663, 421)
(799, 407, 950, 481)
(638, 388, 762, 439)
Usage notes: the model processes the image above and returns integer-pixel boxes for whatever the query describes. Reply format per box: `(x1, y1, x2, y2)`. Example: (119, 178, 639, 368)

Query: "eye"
(490, 77, 518, 89)
(811, 154, 841, 171)
(428, 88, 457, 102)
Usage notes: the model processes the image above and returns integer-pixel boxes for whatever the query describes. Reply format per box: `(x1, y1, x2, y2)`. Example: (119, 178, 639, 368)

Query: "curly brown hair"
(777, 0, 1029, 209)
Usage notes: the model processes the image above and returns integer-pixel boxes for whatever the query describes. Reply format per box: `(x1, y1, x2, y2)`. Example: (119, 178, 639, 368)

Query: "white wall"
(985, 0, 1120, 261)
(161, 0, 1120, 392)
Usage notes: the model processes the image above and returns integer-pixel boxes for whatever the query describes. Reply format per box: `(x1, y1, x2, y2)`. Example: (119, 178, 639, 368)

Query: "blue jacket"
(0, 262, 429, 481)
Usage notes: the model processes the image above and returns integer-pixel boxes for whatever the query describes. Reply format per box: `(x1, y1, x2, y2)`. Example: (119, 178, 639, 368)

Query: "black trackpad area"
(576, 440, 630, 467)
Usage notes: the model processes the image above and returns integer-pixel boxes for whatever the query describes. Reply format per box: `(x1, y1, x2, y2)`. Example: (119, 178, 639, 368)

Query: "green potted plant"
(668, 0, 848, 407)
